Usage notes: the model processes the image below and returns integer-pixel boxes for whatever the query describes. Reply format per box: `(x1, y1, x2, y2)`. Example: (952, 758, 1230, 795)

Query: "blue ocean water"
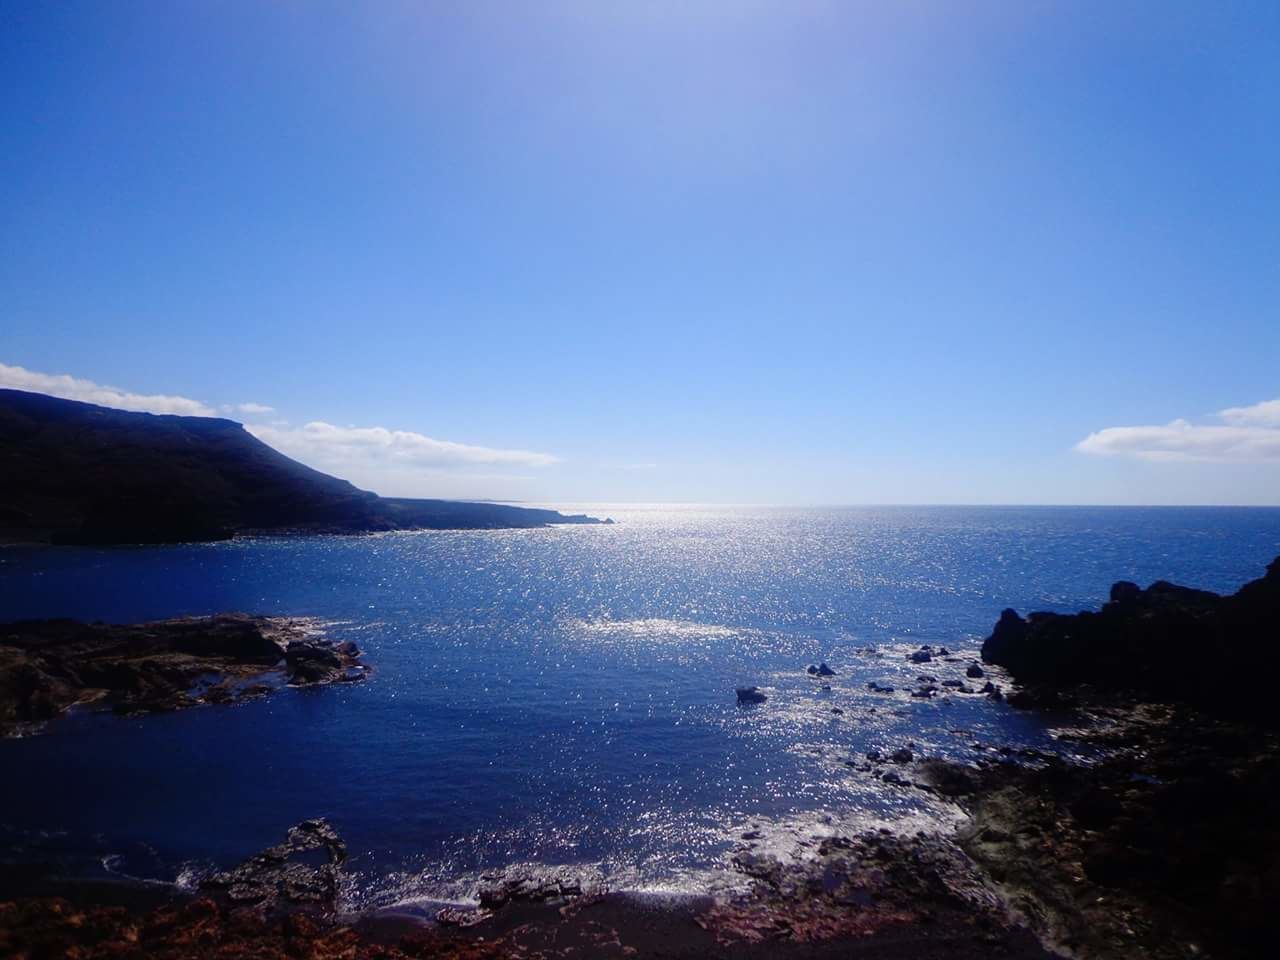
(2, 505, 1278, 906)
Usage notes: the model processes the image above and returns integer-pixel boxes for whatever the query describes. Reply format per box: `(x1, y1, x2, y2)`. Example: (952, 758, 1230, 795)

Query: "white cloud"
(224, 401, 275, 416)
(1077, 400, 1280, 462)
(1219, 398, 1280, 427)
(246, 421, 560, 471)
(0, 361, 216, 416)
(1, 362, 561, 496)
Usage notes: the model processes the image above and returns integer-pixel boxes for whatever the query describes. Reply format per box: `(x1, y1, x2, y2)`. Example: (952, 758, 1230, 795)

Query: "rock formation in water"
(0, 388, 604, 544)
(981, 555, 1280, 721)
(0, 613, 365, 735)
(200, 819, 348, 919)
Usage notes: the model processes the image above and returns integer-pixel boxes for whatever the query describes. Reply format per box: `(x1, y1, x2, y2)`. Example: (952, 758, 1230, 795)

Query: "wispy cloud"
(1077, 399, 1280, 462)
(1219, 398, 1280, 427)
(224, 401, 275, 416)
(246, 421, 560, 471)
(0, 361, 216, 416)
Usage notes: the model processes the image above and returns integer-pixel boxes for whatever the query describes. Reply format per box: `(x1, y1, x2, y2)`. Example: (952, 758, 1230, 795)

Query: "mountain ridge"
(0, 388, 603, 544)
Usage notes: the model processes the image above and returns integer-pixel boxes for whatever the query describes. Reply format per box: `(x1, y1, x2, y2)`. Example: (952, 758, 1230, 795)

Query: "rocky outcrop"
(200, 819, 348, 919)
(703, 830, 1051, 955)
(948, 559, 1280, 956)
(931, 707, 1280, 960)
(476, 868, 585, 911)
(981, 556, 1280, 720)
(284, 640, 364, 685)
(0, 614, 367, 735)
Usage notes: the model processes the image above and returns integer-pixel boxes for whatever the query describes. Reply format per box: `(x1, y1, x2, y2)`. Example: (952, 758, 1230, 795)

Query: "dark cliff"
(982, 555, 1280, 719)
(0, 389, 602, 543)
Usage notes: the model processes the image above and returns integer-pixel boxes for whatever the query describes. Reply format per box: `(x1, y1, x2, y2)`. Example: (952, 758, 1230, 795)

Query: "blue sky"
(3, 1, 1278, 504)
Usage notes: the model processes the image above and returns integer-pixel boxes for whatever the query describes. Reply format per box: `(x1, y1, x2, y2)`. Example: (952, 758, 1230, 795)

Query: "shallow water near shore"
(2, 505, 1279, 911)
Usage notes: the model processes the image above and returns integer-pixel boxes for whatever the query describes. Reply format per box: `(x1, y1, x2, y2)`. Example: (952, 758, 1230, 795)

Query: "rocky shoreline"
(950, 703, 1278, 959)
(3, 558, 1278, 958)
(0, 613, 367, 736)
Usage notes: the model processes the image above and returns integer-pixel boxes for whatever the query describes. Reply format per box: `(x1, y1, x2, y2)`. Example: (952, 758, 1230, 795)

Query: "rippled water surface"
(2, 505, 1278, 906)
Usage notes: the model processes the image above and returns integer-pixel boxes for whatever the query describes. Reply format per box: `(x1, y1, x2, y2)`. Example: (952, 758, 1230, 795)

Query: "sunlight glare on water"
(1, 505, 1278, 907)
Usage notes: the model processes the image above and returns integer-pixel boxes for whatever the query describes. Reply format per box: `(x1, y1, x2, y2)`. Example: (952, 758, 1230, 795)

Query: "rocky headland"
(0, 388, 606, 544)
(947, 553, 1280, 958)
(982, 554, 1280, 721)
(0, 613, 366, 736)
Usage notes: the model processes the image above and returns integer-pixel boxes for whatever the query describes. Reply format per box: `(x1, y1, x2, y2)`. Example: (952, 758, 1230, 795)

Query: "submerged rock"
(736, 686, 768, 704)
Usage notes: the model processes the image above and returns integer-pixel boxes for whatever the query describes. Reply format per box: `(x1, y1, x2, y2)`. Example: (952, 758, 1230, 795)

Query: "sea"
(2, 505, 1278, 911)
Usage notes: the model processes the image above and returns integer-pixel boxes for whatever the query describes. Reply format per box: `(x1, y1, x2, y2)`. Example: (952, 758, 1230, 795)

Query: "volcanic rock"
(201, 819, 347, 918)
(0, 614, 368, 735)
(981, 556, 1280, 722)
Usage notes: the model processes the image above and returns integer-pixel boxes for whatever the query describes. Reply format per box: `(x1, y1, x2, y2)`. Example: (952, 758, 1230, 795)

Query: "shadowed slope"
(0, 389, 601, 543)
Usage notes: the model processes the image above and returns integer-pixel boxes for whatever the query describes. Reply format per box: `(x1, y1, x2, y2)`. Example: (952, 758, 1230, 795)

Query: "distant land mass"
(0, 389, 606, 544)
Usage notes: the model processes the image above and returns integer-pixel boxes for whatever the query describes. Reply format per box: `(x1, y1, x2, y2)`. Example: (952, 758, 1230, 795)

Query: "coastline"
(0, 614, 367, 737)
(7, 690, 1267, 958)
(0, 857, 1057, 959)
(4, 557, 1278, 958)
(0, 707, 1268, 959)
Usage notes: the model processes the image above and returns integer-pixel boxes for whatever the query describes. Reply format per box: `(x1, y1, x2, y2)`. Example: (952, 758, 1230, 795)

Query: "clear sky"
(3, 1, 1278, 504)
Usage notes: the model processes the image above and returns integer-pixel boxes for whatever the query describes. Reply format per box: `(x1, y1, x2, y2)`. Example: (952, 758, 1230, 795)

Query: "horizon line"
(512, 501, 1280, 510)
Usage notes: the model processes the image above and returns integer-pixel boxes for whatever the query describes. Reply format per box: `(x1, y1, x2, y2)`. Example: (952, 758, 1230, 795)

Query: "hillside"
(0, 389, 603, 544)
